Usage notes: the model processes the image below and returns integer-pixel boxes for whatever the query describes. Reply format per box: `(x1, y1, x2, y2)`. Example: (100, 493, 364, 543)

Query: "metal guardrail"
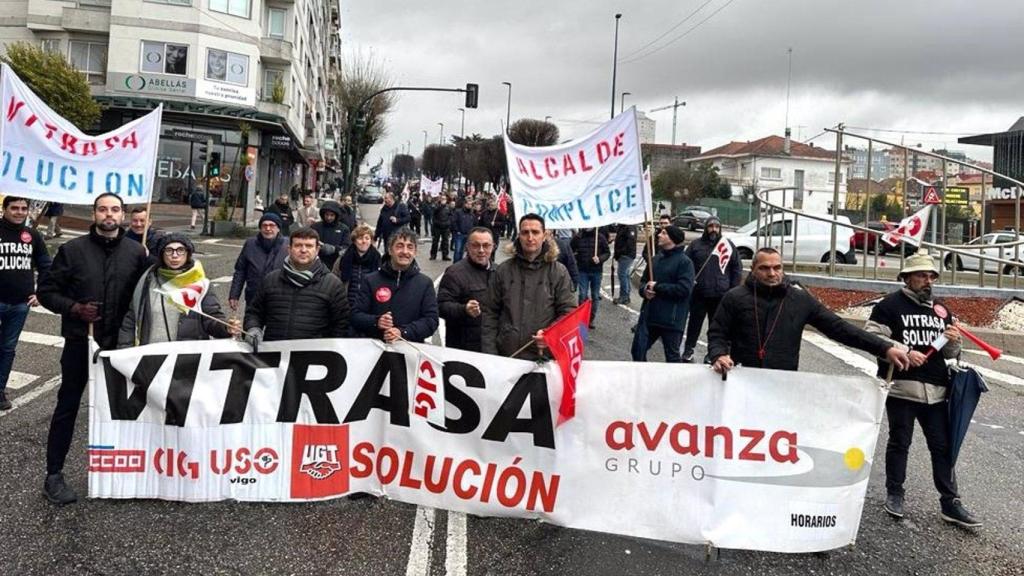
(745, 127, 1023, 290)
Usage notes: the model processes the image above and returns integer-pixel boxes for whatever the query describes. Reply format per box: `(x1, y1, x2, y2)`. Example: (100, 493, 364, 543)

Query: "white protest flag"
(0, 64, 162, 204)
(714, 238, 734, 274)
(412, 353, 445, 427)
(504, 107, 646, 229)
(881, 205, 932, 247)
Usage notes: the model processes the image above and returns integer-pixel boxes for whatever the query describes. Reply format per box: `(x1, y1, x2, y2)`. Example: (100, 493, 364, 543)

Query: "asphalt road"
(1, 203, 1021, 575)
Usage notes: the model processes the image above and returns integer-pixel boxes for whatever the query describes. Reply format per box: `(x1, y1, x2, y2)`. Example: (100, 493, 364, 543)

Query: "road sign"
(944, 186, 969, 206)
(923, 186, 941, 205)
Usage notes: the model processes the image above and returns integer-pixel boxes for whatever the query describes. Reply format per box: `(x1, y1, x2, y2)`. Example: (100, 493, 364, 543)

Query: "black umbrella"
(948, 366, 989, 467)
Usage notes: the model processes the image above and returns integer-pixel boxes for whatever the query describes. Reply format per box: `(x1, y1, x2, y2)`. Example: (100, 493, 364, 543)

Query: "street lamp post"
(422, 130, 428, 152)
(610, 13, 622, 120)
(620, 91, 631, 113)
(544, 115, 552, 123)
(501, 81, 512, 132)
(457, 108, 465, 139)
(438, 122, 444, 145)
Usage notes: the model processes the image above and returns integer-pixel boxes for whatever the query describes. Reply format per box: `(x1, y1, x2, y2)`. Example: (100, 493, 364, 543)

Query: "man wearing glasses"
(437, 227, 495, 351)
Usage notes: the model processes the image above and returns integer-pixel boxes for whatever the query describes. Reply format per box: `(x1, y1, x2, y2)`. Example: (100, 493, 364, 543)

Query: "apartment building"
(0, 0, 343, 216)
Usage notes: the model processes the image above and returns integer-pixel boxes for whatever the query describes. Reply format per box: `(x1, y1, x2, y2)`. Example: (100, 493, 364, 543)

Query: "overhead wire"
(617, 0, 718, 62)
(618, 0, 740, 65)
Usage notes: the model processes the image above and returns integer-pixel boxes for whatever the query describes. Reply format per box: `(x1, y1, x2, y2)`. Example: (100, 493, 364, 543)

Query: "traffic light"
(465, 83, 479, 109)
(208, 151, 221, 177)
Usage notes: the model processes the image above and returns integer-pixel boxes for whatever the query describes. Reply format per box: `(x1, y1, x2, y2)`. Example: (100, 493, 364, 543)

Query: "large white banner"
(420, 176, 444, 198)
(504, 108, 650, 229)
(89, 338, 886, 553)
(0, 64, 162, 204)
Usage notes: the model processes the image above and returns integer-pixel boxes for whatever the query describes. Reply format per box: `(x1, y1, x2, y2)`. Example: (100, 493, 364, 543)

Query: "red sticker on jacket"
(20, 231, 31, 243)
(933, 303, 948, 319)
(375, 286, 392, 303)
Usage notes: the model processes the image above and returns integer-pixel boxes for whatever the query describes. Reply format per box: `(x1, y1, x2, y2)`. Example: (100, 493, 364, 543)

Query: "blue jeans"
(616, 256, 634, 301)
(0, 302, 29, 391)
(578, 271, 602, 321)
(453, 233, 467, 262)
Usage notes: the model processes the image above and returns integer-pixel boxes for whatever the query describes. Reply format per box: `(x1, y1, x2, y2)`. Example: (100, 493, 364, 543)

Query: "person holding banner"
(630, 225, 694, 363)
(864, 252, 980, 528)
(38, 193, 150, 505)
(124, 206, 161, 250)
(244, 227, 349, 344)
(570, 228, 611, 329)
(0, 196, 52, 410)
(481, 214, 576, 360)
(437, 227, 495, 351)
(228, 213, 289, 312)
(681, 217, 741, 363)
(352, 227, 439, 343)
(708, 247, 910, 375)
(118, 233, 240, 347)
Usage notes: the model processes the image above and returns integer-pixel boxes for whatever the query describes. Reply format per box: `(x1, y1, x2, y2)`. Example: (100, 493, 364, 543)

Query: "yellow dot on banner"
(844, 447, 865, 471)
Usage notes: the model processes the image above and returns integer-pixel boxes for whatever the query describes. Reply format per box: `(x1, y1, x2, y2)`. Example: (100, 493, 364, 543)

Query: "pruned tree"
(333, 50, 395, 190)
(482, 136, 508, 190)
(391, 154, 416, 181)
(421, 144, 456, 180)
(507, 119, 559, 147)
(652, 163, 726, 202)
(0, 42, 101, 131)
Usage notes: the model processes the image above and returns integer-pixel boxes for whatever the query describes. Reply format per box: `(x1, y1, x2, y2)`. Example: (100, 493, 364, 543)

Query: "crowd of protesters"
(0, 181, 980, 527)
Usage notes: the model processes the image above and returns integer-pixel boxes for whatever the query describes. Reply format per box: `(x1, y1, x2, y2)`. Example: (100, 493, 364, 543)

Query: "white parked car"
(727, 213, 858, 264)
(943, 232, 1024, 274)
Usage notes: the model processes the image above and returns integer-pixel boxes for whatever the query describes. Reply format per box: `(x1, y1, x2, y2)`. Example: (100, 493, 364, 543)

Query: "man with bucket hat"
(864, 251, 981, 528)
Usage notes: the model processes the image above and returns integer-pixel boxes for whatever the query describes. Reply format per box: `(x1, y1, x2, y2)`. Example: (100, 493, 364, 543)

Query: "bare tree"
(507, 119, 559, 147)
(333, 51, 395, 190)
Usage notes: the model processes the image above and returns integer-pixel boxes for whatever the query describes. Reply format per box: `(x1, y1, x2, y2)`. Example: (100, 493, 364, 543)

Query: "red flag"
(543, 300, 591, 425)
(498, 191, 510, 215)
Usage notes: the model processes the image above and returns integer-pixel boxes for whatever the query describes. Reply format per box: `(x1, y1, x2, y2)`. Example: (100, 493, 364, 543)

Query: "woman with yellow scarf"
(118, 233, 240, 347)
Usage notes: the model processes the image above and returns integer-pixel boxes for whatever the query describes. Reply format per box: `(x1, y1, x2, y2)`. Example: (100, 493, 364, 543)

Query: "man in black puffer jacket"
(244, 227, 349, 342)
(38, 193, 150, 505)
(430, 195, 452, 261)
(630, 225, 694, 363)
(681, 216, 741, 362)
(229, 213, 289, 311)
(708, 247, 909, 375)
(312, 200, 351, 270)
(353, 227, 438, 343)
(437, 227, 494, 351)
(375, 193, 410, 255)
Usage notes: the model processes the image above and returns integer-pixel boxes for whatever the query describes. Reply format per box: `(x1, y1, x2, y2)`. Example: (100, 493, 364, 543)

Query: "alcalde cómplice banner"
(504, 108, 650, 229)
(89, 338, 886, 553)
(0, 63, 162, 204)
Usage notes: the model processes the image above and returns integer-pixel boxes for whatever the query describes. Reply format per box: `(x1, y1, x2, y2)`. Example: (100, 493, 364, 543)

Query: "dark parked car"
(672, 209, 714, 231)
(358, 187, 384, 203)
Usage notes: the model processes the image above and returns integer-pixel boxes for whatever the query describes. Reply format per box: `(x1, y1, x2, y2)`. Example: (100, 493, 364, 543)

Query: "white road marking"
(201, 238, 222, 244)
(445, 511, 468, 576)
(801, 331, 879, 377)
(19, 330, 64, 347)
(973, 365, 1024, 387)
(404, 506, 437, 576)
(211, 276, 234, 284)
(5, 371, 38, 390)
(969, 419, 1005, 430)
(0, 375, 60, 418)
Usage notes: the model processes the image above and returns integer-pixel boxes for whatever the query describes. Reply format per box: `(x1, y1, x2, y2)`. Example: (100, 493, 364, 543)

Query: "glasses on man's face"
(163, 247, 188, 256)
(469, 242, 493, 251)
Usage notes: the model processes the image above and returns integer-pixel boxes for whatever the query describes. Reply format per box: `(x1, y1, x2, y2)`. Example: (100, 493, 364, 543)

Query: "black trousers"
(683, 295, 721, 356)
(47, 338, 89, 475)
(885, 396, 959, 504)
(431, 228, 451, 258)
(633, 326, 683, 363)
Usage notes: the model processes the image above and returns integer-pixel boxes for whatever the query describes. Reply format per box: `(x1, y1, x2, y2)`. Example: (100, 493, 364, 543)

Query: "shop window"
(141, 41, 188, 76)
(206, 48, 249, 86)
(69, 40, 107, 85)
(210, 0, 250, 19)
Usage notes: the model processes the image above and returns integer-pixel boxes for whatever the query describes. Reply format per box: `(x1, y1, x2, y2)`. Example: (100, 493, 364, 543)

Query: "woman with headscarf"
(118, 233, 240, 347)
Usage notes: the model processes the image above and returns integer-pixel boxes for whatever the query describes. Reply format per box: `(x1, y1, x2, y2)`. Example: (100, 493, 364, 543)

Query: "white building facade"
(0, 0, 342, 217)
(688, 136, 851, 216)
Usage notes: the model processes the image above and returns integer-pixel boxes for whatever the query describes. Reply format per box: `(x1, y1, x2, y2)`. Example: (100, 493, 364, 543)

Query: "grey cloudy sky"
(341, 0, 1024, 167)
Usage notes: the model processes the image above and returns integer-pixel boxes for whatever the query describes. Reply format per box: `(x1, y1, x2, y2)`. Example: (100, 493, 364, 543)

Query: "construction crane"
(648, 97, 687, 145)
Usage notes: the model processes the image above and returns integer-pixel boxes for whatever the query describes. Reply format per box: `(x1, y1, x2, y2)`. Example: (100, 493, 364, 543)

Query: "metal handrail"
(753, 186, 1024, 274)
